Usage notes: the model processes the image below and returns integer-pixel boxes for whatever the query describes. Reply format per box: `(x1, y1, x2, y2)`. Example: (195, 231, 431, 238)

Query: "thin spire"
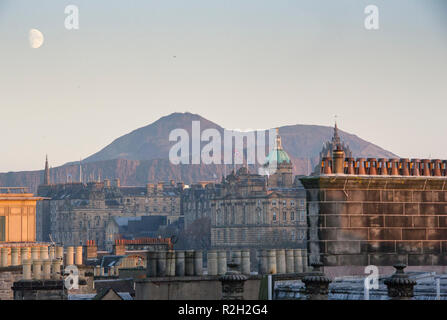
(44, 155, 50, 185)
(332, 120, 341, 149)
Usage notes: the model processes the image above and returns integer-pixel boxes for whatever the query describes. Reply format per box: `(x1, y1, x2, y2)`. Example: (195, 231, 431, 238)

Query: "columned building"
(196, 130, 308, 249)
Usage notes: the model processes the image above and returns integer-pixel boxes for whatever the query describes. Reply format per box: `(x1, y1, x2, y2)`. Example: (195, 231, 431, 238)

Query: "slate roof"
(94, 278, 135, 297)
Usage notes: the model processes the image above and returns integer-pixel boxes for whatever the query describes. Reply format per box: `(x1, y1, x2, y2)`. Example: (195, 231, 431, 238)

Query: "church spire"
(44, 155, 50, 185)
(332, 121, 341, 149)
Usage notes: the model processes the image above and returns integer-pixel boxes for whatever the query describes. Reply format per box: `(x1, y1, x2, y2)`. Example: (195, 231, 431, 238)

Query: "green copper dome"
(264, 130, 291, 166)
(265, 148, 291, 165)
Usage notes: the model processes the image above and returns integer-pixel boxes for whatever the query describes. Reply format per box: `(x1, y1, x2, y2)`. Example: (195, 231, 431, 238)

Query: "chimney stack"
(378, 158, 388, 175)
(400, 159, 410, 176)
(356, 158, 366, 175)
(113, 239, 126, 256)
(75, 246, 83, 265)
(389, 159, 399, 176)
(346, 158, 355, 174)
(367, 158, 378, 175)
(433, 159, 442, 176)
(411, 159, 421, 176)
(66, 247, 74, 266)
(332, 147, 345, 174)
(422, 159, 432, 176)
(84, 240, 98, 260)
(322, 157, 332, 174)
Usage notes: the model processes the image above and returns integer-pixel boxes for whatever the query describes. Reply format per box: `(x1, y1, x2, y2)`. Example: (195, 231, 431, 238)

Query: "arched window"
(272, 211, 277, 221)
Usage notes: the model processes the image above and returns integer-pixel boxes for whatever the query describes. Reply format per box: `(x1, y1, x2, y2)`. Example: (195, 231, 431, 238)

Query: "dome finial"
(275, 128, 282, 150)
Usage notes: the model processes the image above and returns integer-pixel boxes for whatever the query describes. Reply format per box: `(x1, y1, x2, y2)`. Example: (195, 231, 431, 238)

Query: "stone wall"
(12, 280, 67, 300)
(301, 176, 447, 267)
(135, 275, 261, 300)
(0, 266, 21, 300)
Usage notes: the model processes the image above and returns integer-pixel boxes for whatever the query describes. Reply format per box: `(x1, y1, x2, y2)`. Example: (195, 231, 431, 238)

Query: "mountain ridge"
(0, 112, 398, 193)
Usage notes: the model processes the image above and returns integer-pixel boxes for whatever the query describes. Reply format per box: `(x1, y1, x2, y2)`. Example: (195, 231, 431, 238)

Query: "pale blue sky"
(0, 0, 446, 171)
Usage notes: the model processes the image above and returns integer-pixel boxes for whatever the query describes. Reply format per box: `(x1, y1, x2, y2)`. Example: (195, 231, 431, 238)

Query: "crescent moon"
(29, 29, 44, 49)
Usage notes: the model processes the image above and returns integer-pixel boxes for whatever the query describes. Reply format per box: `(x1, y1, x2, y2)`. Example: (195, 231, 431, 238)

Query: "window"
(291, 200, 295, 207)
(282, 200, 287, 207)
(272, 201, 277, 206)
(273, 211, 277, 221)
(300, 210, 306, 222)
(283, 211, 287, 221)
(290, 211, 295, 221)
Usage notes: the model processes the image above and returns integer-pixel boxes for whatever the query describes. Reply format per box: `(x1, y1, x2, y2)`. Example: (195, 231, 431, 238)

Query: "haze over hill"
(0, 112, 397, 193)
(83, 112, 396, 163)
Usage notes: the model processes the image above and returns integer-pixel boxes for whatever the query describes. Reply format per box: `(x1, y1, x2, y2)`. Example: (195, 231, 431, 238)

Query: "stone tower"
(313, 122, 352, 175)
(321, 122, 352, 159)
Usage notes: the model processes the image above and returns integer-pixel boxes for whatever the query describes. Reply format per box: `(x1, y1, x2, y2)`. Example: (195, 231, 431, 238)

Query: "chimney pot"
(422, 159, 432, 176)
(389, 159, 399, 176)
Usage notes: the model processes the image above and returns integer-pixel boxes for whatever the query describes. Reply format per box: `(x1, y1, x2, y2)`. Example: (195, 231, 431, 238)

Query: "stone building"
(0, 187, 49, 300)
(210, 167, 307, 249)
(0, 187, 44, 243)
(183, 130, 307, 249)
(182, 182, 222, 229)
(36, 177, 184, 250)
(300, 128, 447, 276)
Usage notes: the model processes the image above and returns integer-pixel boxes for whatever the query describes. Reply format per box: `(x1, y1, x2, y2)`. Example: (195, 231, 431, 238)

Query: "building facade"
(183, 130, 307, 249)
(301, 128, 447, 272)
(0, 188, 44, 243)
(210, 167, 307, 249)
(36, 179, 184, 249)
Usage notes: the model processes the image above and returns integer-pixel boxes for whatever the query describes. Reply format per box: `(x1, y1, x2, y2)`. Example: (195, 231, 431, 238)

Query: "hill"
(0, 112, 397, 193)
